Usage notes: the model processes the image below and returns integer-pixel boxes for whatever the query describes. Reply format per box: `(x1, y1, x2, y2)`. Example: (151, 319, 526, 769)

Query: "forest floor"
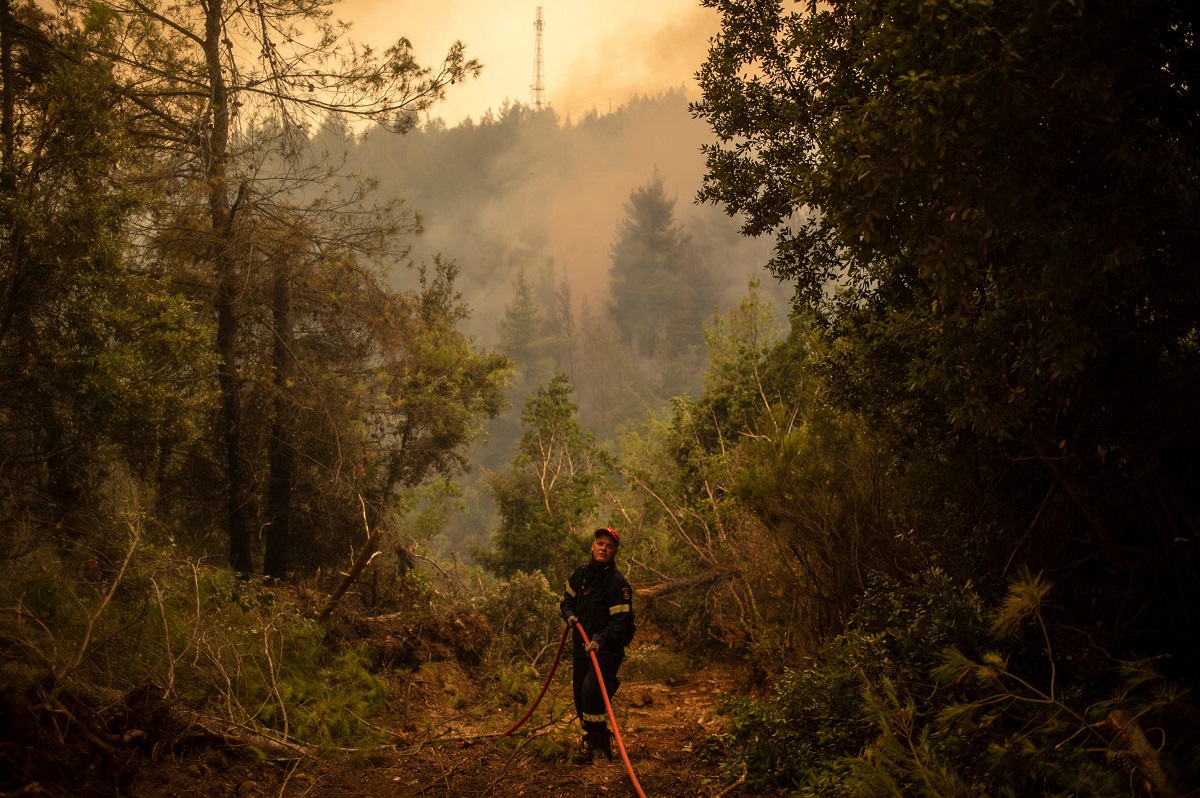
(128, 659, 785, 798)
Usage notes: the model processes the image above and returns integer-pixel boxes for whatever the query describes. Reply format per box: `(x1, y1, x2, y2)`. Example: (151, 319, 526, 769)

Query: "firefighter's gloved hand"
(567, 615, 579, 626)
(584, 640, 600, 653)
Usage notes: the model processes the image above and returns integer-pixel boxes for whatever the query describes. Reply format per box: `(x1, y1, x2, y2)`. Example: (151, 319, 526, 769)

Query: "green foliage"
(694, 0, 1200, 669)
(695, 0, 1200, 435)
(733, 407, 906, 633)
(493, 660, 539, 705)
(478, 373, 612, 578)
(58, 0, 498, 579)
(517, 730, 575, 763)
(712, 570, 1199, 795)
(609, 171, 717, 368)
(615, 288, 970, 651)
(470, 570, 561, 663)
(222, 253, 509, 574)
(148, 569, 388, 749)
(0, 516, 388, 753)
(256, 627, 387, 747)
(0, 5, 214, 531)
(497, 265, 567, 388)
(609, 284, 802, 650)
(698, 279, 790, 440)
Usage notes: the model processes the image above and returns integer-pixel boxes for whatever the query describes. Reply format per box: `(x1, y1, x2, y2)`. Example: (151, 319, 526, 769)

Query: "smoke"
(351, 91, 777, 345)
(554, 5, 719, 120)
(332, 0, 719, 128)
(337, 91, 785, 553)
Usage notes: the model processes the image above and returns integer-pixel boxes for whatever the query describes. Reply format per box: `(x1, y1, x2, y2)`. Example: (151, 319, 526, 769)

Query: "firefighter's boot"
(571, 735, 595, 765)
(592, 729, 614, 761)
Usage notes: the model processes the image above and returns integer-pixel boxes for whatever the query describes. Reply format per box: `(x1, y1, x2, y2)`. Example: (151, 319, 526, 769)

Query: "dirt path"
(313, 666, 770, 798)
(132, 665, 781, 798)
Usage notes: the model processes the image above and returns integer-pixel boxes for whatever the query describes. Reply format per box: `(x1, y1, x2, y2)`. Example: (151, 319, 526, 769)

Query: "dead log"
(638, 569, 737, 604)
(317, 527, 384, 622)
(174, 711, 316, 759)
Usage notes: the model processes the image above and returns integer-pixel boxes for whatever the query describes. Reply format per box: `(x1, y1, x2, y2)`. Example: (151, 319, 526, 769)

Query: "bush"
(471, 570, 562, 664)
(711, 569, 1200, 796)
(0, 533, 388, 755)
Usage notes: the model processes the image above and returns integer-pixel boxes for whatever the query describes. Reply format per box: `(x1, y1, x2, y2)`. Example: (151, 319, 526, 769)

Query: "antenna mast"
(531, 7, 545, 110)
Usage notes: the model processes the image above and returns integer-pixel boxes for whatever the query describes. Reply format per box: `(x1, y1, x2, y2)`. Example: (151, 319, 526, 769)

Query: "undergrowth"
(0, 522, 388, 769)
(709, 568, 1200, 797)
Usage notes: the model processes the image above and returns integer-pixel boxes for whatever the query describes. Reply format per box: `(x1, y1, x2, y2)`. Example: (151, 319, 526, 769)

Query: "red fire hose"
(498, 624, 569, 737)
(499, 621, 649, 798)
(573, 620, 649, 798)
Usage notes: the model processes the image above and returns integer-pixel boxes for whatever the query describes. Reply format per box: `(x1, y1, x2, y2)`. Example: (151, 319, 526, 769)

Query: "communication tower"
(531, 7, 546, 110)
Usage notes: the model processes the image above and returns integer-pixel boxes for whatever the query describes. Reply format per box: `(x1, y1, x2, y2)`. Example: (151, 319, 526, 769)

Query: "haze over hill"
(336, 92, 787, 553)
(345, 91, 780, 346)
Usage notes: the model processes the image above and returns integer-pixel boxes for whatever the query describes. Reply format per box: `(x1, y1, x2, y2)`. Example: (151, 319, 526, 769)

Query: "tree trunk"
(0, 0, 21, 344)
(638, 569, 736, 603)
(263, 256, 296, 580)
(202, 0, 252, 575)
(1028, 428, 1128, 570)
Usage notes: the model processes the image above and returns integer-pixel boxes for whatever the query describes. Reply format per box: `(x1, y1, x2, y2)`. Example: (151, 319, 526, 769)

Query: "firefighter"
(560, 526, 634, 764)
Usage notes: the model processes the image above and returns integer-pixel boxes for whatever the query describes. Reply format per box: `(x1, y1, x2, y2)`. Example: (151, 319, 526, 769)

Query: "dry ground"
(127, 663, 785, 798)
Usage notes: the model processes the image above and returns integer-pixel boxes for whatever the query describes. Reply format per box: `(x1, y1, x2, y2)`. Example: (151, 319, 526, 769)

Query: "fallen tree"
(637, 569, 738, 605)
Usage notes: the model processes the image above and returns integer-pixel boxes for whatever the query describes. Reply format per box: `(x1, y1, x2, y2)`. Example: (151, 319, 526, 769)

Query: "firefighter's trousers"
(572, 648, 622, 739)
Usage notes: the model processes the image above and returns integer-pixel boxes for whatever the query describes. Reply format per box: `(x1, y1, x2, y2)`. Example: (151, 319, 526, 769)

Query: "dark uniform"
(560, 558, 634, 756)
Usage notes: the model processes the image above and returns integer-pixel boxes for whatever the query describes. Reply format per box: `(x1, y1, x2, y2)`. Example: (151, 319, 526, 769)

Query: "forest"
(1, 0, 1199, 796)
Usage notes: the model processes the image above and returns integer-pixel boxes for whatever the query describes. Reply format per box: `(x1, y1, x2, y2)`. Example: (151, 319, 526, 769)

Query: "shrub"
(0, 533, 388, 756)
(711, 569, 1200, 796)
(471, 570, 561, 664)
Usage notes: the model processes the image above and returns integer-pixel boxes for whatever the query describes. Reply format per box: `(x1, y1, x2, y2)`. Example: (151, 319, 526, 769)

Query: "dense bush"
(470, 570, 562, 664)
(711, 569, 1199, 796)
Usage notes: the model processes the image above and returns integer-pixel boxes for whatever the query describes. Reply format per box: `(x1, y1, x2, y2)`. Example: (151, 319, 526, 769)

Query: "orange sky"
(335, 0, 720, 124)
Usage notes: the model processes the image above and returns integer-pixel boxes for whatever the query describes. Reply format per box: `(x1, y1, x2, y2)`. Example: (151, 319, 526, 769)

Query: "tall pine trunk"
(202, 0, 252, 575)
(1, 0, 13, 192)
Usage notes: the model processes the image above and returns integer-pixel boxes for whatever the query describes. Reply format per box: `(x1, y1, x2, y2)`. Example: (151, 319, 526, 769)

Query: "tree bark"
(0, 0, 13, 191)
(202, 0, 252, 575)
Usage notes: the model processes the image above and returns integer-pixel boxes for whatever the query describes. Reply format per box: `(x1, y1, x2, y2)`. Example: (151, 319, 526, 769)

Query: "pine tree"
(478, 373, 609, 577)
(0, 4, 209, 532)
(609, 172, 717, 361)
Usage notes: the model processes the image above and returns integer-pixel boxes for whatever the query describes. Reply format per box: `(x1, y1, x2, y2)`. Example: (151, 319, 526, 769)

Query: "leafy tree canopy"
(693, 0, 1200, 670)
(479, 373, 611, 578)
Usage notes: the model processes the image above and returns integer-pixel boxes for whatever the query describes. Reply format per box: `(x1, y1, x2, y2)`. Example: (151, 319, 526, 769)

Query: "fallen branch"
(180, 711, 317, 759)
(58, 521, 142, 680)
(638, 569, 738, 604)
(317, 527, 384, 622)
(713, 761, 749, 797)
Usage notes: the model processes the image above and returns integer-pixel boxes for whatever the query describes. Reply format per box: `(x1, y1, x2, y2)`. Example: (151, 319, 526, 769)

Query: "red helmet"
(594, 526, 620, 546)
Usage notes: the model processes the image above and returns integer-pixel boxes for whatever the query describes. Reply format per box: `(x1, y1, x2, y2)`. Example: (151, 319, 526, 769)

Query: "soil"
(122, 662, 784, 798)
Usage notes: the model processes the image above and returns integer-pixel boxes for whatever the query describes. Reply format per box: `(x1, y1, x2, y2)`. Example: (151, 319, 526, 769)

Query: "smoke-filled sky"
(329, 0, 786, 353)
(336, 0, 719, 125)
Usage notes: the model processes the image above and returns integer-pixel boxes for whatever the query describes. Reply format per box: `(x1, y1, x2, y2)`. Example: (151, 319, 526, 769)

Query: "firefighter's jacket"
(560, 561, 634, 652)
